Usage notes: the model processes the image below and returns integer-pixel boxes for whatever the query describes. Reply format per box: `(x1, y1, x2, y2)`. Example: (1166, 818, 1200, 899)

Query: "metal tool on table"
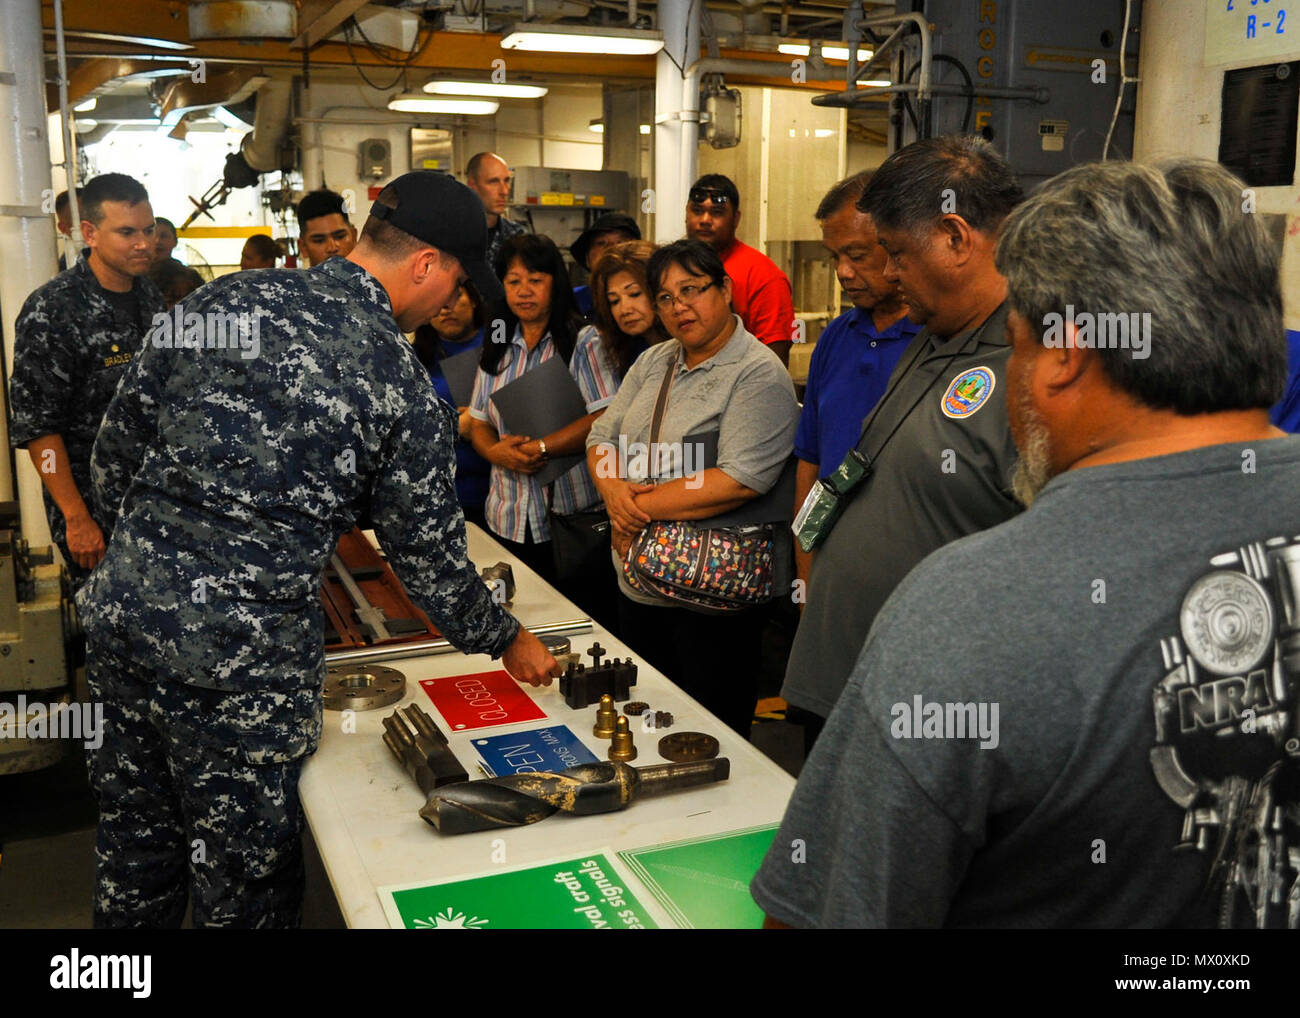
(592, 694, 618, 739)
(658, 732, 720, 763)
(480, 562, 515, 608)
(329, 553, 392, 642)
(383, 703, 469, 791)
(323, 664, 407, 712)
(608, 717, 637, 761)
(559, 641, 638, 708)
(417, 758, 731, 835)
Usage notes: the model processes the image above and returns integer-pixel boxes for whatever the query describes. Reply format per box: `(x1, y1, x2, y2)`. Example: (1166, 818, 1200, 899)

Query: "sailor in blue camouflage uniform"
(8, 173, 164, 589)
(76, 171, 559, 928)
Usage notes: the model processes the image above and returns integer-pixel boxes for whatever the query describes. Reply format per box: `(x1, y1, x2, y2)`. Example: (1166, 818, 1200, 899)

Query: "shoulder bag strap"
(648, 353, 678, 481)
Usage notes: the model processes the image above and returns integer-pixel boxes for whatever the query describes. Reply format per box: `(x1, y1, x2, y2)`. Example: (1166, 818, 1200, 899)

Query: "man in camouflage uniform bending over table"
(77, 171, 559, 928)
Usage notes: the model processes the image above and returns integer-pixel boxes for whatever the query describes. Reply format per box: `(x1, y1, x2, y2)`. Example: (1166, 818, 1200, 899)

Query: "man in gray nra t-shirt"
(753, 158, 1300, 929)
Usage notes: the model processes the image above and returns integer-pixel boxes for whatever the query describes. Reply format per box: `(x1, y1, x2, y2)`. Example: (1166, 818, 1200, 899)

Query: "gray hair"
(995, 159, 1286, 413)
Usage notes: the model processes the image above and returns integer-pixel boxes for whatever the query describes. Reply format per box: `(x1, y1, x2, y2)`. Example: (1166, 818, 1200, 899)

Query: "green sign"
(618, 826, 779, 929)
(383, 852, 660, 929)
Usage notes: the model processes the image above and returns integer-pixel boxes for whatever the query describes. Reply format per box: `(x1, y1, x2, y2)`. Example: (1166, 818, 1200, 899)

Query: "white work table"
(299, 524, 796, 929)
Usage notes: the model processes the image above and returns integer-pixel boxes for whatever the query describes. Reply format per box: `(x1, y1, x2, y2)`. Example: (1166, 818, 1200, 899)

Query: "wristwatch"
(538, 439, 549, 458)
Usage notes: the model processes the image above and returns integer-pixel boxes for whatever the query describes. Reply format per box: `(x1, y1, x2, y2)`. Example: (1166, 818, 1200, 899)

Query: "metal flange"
(324, 664, 407, 712)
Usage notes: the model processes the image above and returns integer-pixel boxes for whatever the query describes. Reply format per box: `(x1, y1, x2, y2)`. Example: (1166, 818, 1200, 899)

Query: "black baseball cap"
(366, 171, 504, 305)
(571, 213, 641, 269)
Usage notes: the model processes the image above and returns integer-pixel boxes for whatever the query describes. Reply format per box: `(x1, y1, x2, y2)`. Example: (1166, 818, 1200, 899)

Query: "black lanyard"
(851, 305, 1001, 467)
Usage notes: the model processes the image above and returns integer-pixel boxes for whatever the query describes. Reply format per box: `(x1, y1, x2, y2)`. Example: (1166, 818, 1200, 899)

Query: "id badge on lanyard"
(791, 448, 874, 552)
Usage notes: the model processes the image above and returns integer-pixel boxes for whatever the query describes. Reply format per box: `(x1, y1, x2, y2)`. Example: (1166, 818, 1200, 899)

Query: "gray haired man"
(754, 159, 1299, 928)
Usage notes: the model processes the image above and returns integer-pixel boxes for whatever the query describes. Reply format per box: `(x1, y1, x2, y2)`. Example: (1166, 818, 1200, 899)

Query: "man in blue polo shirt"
(794, 171, 920, 583)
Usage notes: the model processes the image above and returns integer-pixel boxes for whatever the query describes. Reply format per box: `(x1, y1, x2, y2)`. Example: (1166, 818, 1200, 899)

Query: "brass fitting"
(593, 694, 618, 739)
(609, 716, 637, 762)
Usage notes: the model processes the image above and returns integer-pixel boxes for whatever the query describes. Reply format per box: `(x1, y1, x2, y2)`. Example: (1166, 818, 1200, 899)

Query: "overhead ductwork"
(156, 68, 268, 126)
(188, 1, 298, 41)
(239, 77, 294, 173)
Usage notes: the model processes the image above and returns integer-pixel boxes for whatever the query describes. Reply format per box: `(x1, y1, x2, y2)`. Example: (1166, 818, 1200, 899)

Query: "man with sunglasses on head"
(684, 174, 796, 366)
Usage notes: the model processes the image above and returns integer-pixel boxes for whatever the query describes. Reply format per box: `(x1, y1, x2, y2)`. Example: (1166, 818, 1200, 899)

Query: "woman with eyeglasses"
(585, 239, 800, 736)
(467, 233, 612, 592)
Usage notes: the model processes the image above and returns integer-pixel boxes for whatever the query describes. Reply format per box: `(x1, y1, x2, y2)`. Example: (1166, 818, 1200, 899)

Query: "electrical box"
(410, 128, 455, 175)
(702, 78, 743, 149)
(510, 167, 630, 212)
(508, 168, 632, 267)
(890, 0, 1143, 189)
(359, 138, 392, 181)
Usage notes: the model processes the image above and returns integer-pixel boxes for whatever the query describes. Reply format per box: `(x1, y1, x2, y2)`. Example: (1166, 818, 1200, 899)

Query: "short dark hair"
(358, 182, 446, 262)
(55, 190, 70, 213)
(689, 173, 740, 208)
(150, 259, 204, 306)
(996, 158, 1286, 414)
(296, 189, 350, 230)
(80, 173, 149, 226)
(646, 238, 727, 296)
(481, 233, 582, 375)
(859, 135, 1022, 236)
(816, 170, 874, 220)
(155, 217, 176, 233)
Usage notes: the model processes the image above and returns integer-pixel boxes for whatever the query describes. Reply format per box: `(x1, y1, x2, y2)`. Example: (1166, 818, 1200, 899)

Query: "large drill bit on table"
(419, 758, 731, 835)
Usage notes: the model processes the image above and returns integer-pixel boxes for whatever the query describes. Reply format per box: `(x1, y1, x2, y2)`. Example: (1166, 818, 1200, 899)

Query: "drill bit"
(419, 758, 731, 835)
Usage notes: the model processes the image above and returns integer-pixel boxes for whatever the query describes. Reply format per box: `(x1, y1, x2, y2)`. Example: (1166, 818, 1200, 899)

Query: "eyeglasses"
(655, 281, 716, 310)
(688, 188, 732, 207)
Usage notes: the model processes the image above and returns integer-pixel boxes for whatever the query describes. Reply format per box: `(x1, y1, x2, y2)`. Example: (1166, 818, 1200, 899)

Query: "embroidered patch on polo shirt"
(940, 366, 996, 419)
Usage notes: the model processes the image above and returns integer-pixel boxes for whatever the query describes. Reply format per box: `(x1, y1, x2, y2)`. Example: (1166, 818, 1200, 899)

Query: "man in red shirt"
(684, 174, 796, 365)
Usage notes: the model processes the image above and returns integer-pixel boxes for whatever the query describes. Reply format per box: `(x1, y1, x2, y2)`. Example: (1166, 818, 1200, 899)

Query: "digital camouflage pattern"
(77, 256, 520, 925)
(8, 251, 164, 580)
(87, 642, 317, 928)
(487, 215, 527, 273)
(78, 257, 520, 693)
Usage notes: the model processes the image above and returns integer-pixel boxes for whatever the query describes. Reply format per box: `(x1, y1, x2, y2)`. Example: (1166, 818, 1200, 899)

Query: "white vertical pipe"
(653, 0, 700, 243)
(0, 0, 59, 541)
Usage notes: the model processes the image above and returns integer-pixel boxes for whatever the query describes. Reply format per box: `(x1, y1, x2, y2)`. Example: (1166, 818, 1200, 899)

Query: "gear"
(658, 732, 719, 762)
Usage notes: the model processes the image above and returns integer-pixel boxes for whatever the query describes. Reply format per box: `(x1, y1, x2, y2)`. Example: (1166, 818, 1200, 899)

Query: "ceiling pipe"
(654, 0, 702, 243)
(240, 77, 293, 172)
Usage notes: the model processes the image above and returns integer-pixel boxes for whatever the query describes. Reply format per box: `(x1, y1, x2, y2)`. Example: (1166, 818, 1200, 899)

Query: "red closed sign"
(420, 670, 548, 731)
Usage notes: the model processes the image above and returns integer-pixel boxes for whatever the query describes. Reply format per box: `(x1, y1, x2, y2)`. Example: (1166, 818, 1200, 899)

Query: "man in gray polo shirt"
(782, 136, 1024, 737)
(754, 158, 1299, 929)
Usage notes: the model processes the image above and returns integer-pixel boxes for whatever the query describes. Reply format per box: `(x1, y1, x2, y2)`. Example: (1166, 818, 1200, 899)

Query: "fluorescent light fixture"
(74, 97, 97, 113)
(387, 95, 499, 115)
(589, 119, 604, 133)
(814, 128, 835, 138)
(862, 80, 892, 87)
(424, 80, 548, 99)
(778, 42, 872, 62)
(639, 124, 650, 135)
(501, 24, 664, 55)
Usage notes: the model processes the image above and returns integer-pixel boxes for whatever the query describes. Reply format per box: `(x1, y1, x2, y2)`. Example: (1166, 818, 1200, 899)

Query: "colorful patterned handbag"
(624, 520, 776, 612)
(620, 353, 777, 612)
